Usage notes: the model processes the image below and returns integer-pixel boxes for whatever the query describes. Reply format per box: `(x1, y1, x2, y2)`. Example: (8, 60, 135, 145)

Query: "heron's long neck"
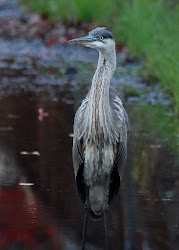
(92, 50, 116, 93)
(87, 49, 116, 140)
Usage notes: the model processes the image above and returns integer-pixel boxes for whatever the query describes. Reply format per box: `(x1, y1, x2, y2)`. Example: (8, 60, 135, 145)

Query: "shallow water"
(0, 1, 178, 249)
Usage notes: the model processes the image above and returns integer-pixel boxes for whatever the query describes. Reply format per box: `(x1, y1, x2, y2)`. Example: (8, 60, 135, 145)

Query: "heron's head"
(68, 27, 115, 54)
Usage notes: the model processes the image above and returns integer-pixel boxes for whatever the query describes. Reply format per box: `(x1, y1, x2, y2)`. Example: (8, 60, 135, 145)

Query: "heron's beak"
(68, 35, 97, 45)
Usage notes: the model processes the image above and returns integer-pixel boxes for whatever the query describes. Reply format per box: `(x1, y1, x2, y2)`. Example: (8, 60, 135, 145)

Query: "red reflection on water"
(0, 185, 63, 249)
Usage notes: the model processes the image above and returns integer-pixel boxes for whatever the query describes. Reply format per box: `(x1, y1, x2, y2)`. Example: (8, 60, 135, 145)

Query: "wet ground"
(0, 0, 178, 250)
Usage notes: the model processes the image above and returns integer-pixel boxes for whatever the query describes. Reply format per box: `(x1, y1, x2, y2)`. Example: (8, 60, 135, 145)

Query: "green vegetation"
(114, 0, 179, 114)
(20, 0, 179, 113)
(20, 0, 114, 22)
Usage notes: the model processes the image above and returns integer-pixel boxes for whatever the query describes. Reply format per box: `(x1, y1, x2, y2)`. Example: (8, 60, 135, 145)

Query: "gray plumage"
(68, 27, 129, 249)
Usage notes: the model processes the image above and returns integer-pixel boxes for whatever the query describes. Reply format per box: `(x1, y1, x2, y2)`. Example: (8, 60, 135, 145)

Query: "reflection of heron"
(68, 27, 129, 250)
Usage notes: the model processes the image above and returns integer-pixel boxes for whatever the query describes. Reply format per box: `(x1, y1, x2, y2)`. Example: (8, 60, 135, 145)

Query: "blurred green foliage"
(114, 0, 179, 114)
(21, 0, 179, 113)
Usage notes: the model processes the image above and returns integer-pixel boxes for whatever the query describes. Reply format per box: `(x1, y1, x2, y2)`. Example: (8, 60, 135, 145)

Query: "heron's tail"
(89, 184, 105, 219)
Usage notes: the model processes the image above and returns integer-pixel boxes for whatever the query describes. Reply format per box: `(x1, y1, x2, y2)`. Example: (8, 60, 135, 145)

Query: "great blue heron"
(68, 27, 129, 250)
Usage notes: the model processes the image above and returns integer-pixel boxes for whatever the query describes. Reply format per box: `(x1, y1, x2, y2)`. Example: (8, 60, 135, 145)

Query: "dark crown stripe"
(89, 28, 113, 39)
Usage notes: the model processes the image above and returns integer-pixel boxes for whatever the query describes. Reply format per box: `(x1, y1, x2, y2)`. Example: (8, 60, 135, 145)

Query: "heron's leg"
(81, 208, 89, 250)
(81, 188, 89, 250)
(104, 209, 109, 250)
(104, 176, 110, 250)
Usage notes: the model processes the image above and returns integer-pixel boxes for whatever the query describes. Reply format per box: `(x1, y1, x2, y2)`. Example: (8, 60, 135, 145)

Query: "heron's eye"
(99, 36, 104, 41)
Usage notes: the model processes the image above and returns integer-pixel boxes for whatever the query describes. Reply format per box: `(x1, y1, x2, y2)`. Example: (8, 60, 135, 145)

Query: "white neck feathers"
(84, 47, 116, 142)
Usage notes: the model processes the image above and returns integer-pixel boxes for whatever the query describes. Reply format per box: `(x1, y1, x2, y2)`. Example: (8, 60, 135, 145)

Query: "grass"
(114, 0, 179, 114)
(20, 0, 114, 22)
(20, 0, 179, 113)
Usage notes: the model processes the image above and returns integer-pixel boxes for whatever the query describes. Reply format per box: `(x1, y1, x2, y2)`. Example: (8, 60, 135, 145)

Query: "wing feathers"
(72, 87, 129, 180)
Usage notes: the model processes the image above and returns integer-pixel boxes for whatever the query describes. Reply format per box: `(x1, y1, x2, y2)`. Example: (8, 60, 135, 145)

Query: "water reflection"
(0, 147, 65, 250)
(0, 85, 177, 250)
